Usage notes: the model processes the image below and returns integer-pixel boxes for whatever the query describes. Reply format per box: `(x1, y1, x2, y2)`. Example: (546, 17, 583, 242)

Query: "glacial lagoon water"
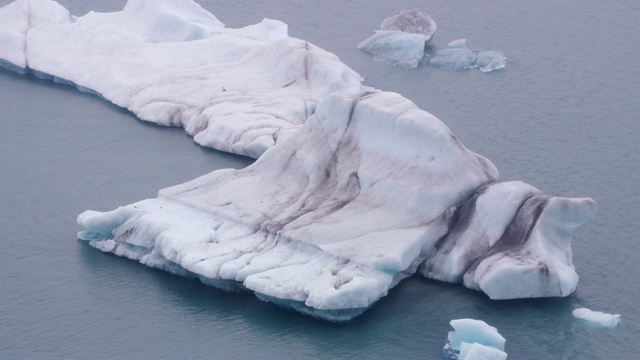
(1, 1, 639, 359)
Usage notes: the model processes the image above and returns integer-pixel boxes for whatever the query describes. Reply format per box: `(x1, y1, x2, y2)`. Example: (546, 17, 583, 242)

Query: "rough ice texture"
(0, 0, 597, 320)
(429, 47, 478, 71)
(358, 30, 428, 68)
(573, 308, 621, 328)
(380, 8, 437, 40)
(446, 319, 507, 360)
(0, 0, 363, 159)
(429, 41, 506, 73)
(476, 51, 506, 72)
(358, 8, 436, 68)
(423, 181, 596, 299)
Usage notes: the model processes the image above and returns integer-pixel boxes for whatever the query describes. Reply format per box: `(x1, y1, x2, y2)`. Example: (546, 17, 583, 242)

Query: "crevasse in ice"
(0, 0, 596, 321)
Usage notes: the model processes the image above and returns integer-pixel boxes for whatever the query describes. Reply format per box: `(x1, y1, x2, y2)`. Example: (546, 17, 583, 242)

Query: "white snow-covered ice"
(444, 319, 507, 360)
(573, 308, 621, 328)
(0, 0, 363, 158)
(0, 0, 596, 320)
(358, 8, 436, 68)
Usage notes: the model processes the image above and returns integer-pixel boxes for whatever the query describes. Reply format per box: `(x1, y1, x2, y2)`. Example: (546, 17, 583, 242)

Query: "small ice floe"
(429, 39, 506, 72)
(358, 8, 436, 68)
(573, 308, 621, 328)
(442, 319, 507, 360)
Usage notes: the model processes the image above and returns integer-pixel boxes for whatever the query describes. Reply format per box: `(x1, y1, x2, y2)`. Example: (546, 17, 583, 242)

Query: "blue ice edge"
(0, 59, 103, 98)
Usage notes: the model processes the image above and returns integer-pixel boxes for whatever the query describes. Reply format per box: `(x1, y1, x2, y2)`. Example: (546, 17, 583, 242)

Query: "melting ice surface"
(573, 308, 621, 328)
(0, 0, 596, 321)
(443, 319, 507, 360)
(358, 8, 436, 68)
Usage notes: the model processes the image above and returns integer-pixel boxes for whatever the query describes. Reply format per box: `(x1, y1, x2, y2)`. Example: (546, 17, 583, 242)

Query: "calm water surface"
(1, 1, 638, 359)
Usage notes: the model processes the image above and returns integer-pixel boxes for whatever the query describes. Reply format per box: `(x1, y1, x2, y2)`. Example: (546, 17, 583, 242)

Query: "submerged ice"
(0, 0, 596, 320)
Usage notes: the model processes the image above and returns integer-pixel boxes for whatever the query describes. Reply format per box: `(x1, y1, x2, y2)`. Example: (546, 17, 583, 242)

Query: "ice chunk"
(0, 0, 363, 158)
(573, 308, 621, 328)
(444, 319, 507, 360)
(429, 47, 478, 71)
(358, 8, 436, 68)
(448, 319, 506, 352)
(380, 8, 437, 41)
(476, 51, 506, 72)
(358, 30, 428, 68)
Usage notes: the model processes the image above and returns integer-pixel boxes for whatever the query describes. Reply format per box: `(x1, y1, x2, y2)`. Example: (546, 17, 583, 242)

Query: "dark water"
(1, 1, 638, 359)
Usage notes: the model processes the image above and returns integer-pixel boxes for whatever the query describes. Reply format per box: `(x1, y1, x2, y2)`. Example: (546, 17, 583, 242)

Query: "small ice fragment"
(448, 319, 506, 351)
(476, 51, 506, 72)
(429, 48, 477, 71)
(572, 308, 620, 328)
(448, 39, 468, 48)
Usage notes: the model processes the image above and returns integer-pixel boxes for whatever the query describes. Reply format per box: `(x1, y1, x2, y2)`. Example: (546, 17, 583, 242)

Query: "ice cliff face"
(0, 0, 597, 321)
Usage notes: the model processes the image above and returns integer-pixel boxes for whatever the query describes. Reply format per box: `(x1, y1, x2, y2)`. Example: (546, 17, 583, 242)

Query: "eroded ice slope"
(0, 0, 363, 158)
(0, 0, 597, 320)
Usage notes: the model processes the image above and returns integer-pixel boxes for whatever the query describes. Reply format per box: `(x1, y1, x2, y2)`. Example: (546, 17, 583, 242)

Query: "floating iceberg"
(429, 40, 506, 72)
(358, 8, 436, 68)
(476, 51, 507, 72)
(429, 47, 478, 71)
(0, 0, 363, 158)
(0, 0, 596, 320)
(573, 308, 621, 328)
(443, 319, 507, 360)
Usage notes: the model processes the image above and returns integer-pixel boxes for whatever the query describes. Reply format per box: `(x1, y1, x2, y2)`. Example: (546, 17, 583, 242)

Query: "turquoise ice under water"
(1, 1, 638, 359)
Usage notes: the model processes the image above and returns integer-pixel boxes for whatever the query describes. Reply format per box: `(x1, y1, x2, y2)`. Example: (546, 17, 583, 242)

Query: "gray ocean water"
(1, 1, 638, 359)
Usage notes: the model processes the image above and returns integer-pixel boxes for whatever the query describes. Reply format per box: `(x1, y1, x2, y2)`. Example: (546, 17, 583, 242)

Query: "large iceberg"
(0, 0, 363, 158)
(358, 8, 436, 68)
(0, 0, 597, 320)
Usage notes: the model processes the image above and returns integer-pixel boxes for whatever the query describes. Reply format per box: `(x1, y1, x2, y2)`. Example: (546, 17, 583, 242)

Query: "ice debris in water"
(429, 39, 506, 72)
(573, 308, 621, 328)
(358, 8, 436, 68)
(447, 39, 468, 48)
(442, 319, 507, 360)
(0, 0, 597, 321)
(429, 47, 478, 71)
(476, 51, 507, 72)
